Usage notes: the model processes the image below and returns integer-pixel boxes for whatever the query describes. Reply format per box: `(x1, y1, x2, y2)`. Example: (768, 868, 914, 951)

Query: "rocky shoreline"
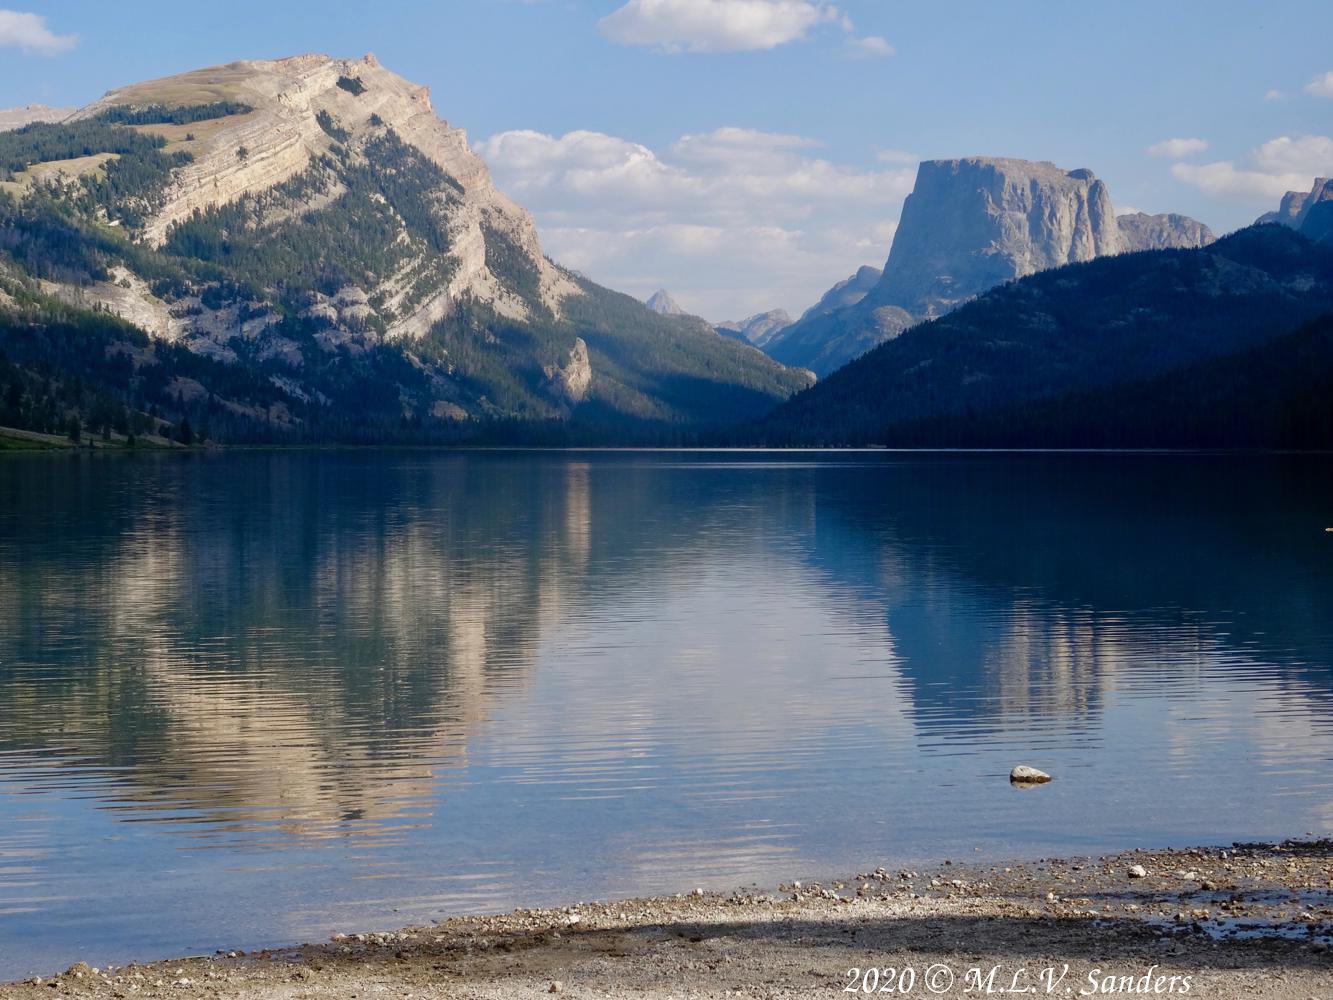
(3, 840, 1329, 999)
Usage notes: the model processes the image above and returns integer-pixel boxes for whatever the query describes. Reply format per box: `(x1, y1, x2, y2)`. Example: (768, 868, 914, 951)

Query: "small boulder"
(1009, 765, 1052, 784)
(1128, 865, 1148, 879)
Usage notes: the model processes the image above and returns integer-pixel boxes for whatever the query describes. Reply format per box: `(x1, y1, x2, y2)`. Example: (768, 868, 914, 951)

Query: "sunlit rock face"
(764, 159, 1212, 377)
(1256, 177, 1333, 229)
(869, 158, 1122, 319)
(72, 53, 580, 334)
(1115, 212, 1214, 252)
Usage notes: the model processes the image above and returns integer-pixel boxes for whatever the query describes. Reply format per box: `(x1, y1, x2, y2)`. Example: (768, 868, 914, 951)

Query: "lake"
(0, 450, 1330, 978)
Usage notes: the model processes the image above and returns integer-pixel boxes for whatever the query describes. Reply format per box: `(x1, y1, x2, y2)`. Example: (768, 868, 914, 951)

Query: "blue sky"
(2, 0, 1331, 319)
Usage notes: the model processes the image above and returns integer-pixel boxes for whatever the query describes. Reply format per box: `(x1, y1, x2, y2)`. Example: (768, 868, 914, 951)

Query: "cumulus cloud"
(1146, 137, 1208, 159)
(1306, 71, 1333, 98)
(596, 0, 891, 57)
(1171, 135, 1333, 202)
(1264, 89, 1284, 101)
(0, 9, 74, 54)
(478, 126, 915, 318)
(598, 0, 839, 52)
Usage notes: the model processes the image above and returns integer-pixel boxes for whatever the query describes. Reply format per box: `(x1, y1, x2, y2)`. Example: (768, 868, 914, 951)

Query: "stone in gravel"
(1009, 765, 1052, 784)
(1128, 865, 1148, 878)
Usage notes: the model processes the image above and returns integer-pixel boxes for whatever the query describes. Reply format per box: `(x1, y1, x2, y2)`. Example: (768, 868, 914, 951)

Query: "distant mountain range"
(753, 224, 1333, 448)
(715, 309, 792, 347)
(760, 157, 1215, 376)
(1, 60, 1329, 450)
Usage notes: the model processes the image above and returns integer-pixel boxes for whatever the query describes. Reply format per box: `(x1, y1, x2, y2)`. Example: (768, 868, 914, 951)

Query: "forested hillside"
(0, 56, 809, 445)
(755, 226, 1333, 447)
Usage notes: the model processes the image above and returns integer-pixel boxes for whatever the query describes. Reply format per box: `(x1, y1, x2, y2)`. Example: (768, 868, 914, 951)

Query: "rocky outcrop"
(0, 104, 74, 132)
(645, 289, 686, 316)
(1116, 212, 1214, 252)
(798, 266, 882, 323)
(545, 337, 592, 406)
(1256, 178, 1332, 228)
(716, 309, 792, 347)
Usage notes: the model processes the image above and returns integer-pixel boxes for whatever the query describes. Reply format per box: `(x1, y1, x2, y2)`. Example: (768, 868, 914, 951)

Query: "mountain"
(1257, 177, 1332, 228)
(716, 308, 791, 346)
(798, 265, 881, 322)
(755, 225, 1333, 446)
(1302, 201, 1333, 245)
(1116, 211, 1215, 251)
(871, 312, 1333, 449)
(762, 157, 1212, 377)
(645, 289, 686, 316)
(0, 55, 809, 444)
(872, 158, 1124, 318)
(0, 105, 74, 132)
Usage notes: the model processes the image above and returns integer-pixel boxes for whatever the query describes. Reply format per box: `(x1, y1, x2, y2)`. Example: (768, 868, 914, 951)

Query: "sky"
(1, 0, 1331, 321)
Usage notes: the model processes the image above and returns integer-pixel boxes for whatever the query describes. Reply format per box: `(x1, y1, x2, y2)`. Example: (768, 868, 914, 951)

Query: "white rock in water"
(1009, 765, 1052, 783)
(1128, 865, 1148, 879)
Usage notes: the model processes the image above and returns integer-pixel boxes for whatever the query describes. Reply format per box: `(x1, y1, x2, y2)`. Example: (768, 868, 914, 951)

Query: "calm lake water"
(0, 450, 1330, 977)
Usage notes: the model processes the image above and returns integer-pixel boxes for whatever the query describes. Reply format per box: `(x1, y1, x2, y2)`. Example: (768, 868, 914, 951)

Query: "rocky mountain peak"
(70, 53, 578, 334)
(645, 289, 686, 316)
(1116, 212, 1215, 252)
(763, 156, 1213, 378)
(716, 309, 793, 347)
(798, 265, 883, 322)
(868, 157, 1122, 319)
(1257, 178, 1333, 228)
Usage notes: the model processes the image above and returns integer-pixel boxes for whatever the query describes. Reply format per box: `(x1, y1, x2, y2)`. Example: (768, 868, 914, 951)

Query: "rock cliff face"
(0, 104, 75, 132)
(545, 337, 593, 406)
(870, 158, 1121, 319)
(1257, 178, 1332, 228)
(1116, 212, 1214, 252)
(764, 157, 1213, 377)
(716, 309, 792, 346)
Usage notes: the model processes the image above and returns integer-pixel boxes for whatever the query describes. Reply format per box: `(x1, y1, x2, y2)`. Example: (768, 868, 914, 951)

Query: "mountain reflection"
(0, 452, 1330, 845)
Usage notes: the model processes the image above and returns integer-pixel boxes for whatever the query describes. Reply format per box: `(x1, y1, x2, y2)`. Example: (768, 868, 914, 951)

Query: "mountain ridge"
(0, 54, 810, 443)
(755, 224, 1333, 446)
(763, 157, 1213, 377)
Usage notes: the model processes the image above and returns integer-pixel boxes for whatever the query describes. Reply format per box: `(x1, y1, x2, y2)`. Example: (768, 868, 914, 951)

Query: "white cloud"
(845, 33, 894, 59)
(478, 127, 915, 318)
(1264, 89, 1284, 101)
(1146, 137, 1208, 159)
(598, 0, 835, 53)
(1306, 71, 1333, 98)
(0, 9, 74, 54)
(1171, 135, 1333, 203)
(598, 0, 840, 53)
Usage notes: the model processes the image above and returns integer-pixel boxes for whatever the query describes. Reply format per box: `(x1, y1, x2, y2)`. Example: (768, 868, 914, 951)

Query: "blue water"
(0, 450, 1330, 978)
